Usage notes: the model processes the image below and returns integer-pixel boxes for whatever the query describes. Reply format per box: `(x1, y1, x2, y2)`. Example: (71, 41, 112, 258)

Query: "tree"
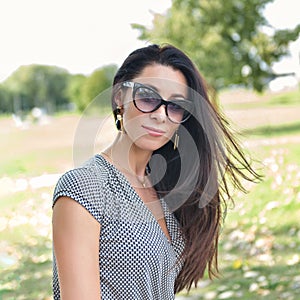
(80, 64, 117, 111)
(66, 74, 87, 112)
(132, 0, 300, 92)
(1, 63, 118, 115)
(0, 84, 12, 113)
(4, 65, 71, 113)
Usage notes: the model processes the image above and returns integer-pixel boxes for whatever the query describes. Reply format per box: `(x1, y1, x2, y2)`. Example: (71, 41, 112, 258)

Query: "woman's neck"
(103, 133, 152, 178)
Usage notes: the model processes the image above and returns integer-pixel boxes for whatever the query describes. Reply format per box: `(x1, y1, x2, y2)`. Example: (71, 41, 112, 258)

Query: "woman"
(52, 44, 260, 299)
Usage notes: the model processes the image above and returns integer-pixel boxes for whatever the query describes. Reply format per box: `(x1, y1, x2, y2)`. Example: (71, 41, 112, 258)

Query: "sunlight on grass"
(267, 90, 300, 106)
(0, 189, 53, 299)
(243, 121, 300, 137)
(220, 87, 299, 110)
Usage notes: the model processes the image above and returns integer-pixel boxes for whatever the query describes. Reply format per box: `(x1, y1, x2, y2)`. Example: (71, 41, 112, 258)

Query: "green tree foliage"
(66, 74, 87, 112)
(0, 84, 12, 113)
(0, 63, 118, 114)
(80, 64, 117, 111)
(132, 0, 300, 92)
(4, 65, 71, 113)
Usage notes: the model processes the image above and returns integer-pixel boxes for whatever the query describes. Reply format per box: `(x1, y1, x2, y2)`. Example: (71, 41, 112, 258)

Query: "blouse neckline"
(96, 153, 176, 246)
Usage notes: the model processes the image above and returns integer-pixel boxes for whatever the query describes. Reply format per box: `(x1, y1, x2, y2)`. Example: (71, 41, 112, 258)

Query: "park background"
(1, 0, 300, 299)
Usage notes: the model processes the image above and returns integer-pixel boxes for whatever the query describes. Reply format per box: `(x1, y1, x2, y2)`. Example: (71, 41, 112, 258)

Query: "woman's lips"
(142, 125, 166, 137)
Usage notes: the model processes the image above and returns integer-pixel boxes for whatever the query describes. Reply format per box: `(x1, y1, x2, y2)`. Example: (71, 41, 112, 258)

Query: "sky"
(0, 0, 299, 88)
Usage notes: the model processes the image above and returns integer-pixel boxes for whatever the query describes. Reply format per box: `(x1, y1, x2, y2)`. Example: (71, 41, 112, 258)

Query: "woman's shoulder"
(58, 154, 111, 185)
(53, 155, 114, 204)
(53, 155, 113, 222)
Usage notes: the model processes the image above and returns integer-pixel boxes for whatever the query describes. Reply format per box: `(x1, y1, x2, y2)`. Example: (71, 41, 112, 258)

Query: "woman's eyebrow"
(143, 83, 187, 99)
(171, 93, 187, 99)
(142, 83, 159, 92)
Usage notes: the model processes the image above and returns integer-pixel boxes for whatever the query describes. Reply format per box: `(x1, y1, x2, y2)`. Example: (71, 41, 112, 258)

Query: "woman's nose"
(149, 105, 167, 122)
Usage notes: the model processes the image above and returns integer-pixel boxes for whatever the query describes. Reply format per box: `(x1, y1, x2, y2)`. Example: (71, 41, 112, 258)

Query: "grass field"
(1, 87, 300, 299)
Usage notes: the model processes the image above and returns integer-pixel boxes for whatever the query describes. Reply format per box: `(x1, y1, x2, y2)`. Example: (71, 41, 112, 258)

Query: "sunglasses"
(122, 81, 193, 124)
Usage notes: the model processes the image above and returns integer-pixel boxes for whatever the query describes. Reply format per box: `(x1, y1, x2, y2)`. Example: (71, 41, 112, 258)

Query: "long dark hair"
(112, 44, 260, 292)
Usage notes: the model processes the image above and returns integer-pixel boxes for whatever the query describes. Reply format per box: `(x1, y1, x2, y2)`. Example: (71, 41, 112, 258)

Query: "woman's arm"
(52, 196, 101, 300)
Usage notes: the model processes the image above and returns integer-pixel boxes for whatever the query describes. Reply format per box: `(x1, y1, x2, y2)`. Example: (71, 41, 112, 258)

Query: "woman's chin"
(133, 136, 170, 152)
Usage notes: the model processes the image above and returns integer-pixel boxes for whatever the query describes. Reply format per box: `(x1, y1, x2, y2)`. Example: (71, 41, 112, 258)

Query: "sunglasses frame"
(122, 81, 193, 124)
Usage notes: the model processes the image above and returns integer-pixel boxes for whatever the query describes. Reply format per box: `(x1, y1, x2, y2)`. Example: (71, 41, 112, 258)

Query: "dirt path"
(243, 134, 300, 148)
(224, 106, 300, 130)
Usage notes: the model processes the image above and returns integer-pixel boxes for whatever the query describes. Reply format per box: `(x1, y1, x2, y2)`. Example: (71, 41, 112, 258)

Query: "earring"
(115, 106, 124, 132)
(173, 130, 179, 150)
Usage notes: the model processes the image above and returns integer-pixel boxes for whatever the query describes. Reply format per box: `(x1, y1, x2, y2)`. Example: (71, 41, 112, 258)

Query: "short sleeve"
(53, 166, 105, 224)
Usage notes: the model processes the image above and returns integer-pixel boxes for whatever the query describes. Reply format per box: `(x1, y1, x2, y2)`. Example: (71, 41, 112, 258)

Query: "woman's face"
(119, 64, 188, 152)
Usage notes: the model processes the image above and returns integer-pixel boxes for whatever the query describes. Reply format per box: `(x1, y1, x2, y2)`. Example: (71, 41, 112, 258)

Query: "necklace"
(136, 174, 146, 188)
(101, 150, 149, 188)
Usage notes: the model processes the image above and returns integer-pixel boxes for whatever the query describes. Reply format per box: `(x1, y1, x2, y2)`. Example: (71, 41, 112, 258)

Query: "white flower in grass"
(14, 178, 28, 192)
(0, 217, 8, 231)
(218, 291, 235, 299)
(283, 188, 292, 195)
(287, 254, 300, 266)
(265, 201, 279, 210)
(269, 163, 279, 173)
(244, 271, 259, 278)
(8, 215, 29, 228)
(275, 174, 283, 185)
(249, 282, 259, 292)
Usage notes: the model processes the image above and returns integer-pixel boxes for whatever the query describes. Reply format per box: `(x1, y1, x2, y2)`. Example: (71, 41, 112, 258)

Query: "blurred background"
(0, 0, 299, 299)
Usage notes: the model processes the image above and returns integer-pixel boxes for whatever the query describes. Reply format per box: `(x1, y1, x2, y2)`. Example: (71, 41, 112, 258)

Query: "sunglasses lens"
(167, 101, 192, 123)
(134, 87, 160, 112)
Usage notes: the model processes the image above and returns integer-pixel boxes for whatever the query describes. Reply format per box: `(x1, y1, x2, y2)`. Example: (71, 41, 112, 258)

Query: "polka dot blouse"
(52, 154, 185, 299)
